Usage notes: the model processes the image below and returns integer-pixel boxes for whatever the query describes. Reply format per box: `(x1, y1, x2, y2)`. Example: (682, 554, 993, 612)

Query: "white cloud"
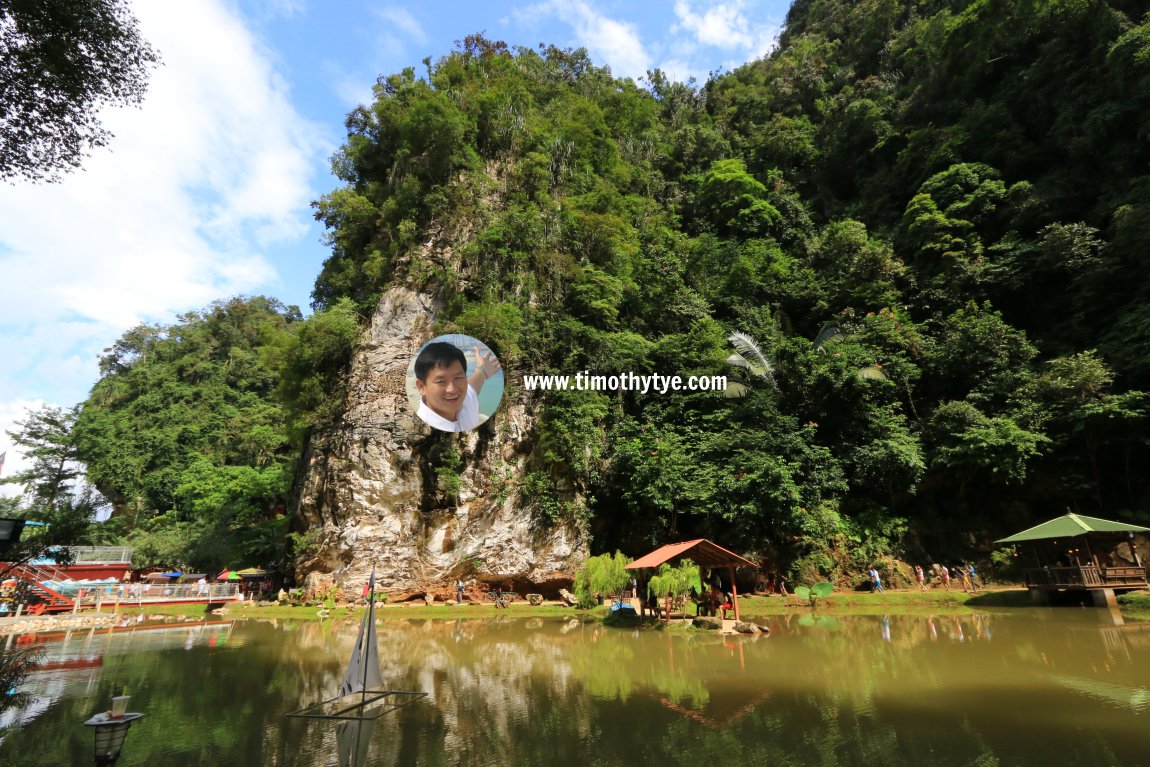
(656, 58, 695, 84)
(0, 1, 324, 429)
(376, 6, 429, 45)
(673, 0, 755, 50)
(327, 60, 377, 109)
(518, 0, 651, 81)
(514, 0, 780, 85)
(267, 0, 306, 18)
(665, 0, 782, 79)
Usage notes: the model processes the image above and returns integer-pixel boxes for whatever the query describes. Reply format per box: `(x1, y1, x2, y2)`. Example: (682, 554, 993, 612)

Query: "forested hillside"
(73, 1, 1150, 582)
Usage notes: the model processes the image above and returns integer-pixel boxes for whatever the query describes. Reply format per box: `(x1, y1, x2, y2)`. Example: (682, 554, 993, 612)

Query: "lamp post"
(83, 706, 144, 766)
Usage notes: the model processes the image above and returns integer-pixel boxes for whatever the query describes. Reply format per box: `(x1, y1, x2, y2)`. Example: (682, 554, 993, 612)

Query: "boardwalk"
(74, 583, 243, 611)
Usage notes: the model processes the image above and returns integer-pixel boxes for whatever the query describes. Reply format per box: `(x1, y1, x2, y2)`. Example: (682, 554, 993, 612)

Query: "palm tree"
(724, 332, 777, 397)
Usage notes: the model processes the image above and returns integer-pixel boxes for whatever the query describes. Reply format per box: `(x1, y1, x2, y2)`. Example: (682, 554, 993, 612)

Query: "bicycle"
(485, 590, 512, 608)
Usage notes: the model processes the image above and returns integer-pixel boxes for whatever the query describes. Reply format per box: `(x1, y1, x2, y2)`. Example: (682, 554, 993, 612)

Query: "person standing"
(967, 563, 979, 592)
(959, 565, 973, 593)
(939, 564, 951, 591)
(456, 577, 465, 604)
(915, 565, 926, 591)
(869, 566, 884, 593)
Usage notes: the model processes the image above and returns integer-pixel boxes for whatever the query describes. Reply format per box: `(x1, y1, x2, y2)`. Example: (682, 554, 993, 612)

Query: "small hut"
(626, 539, 756, 621)
(996, 512, 1150, 606)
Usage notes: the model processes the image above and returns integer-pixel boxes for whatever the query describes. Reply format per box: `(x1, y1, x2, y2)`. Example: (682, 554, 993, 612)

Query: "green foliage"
(0, 405, 102, 576)
(0, 0, 160, 181)
(573, 551, 633, 606)
(646, 559, 702, 600)
(74, 296, 307, 572)
(794, 581, 834, 607)
(434, 439, 464, 500)
(521, 471, 568, 525)
(273, 298, 361, 437)
(51, 10, 1150, 576)
(536, 390, 610, 487)
(927, 401, 1050, 486)
(0, 645, 43, 714)
(692, 158, 783, 237)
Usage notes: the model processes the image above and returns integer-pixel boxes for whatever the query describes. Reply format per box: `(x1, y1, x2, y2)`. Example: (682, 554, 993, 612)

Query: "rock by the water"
(293, 285, 588, 595)
(692, 616, 723, 630)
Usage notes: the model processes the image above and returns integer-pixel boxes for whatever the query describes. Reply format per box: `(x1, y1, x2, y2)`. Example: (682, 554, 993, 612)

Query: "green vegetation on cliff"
(70, 296, 359, 572)
(64, 3, 1150, 582)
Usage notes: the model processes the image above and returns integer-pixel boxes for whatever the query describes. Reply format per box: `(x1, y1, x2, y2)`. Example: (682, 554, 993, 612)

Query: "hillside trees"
(60, 0, 1150, 581)
(73, 296, 357, 572)
(300, 17, 1150, 578)
(0, 404, 101, 577)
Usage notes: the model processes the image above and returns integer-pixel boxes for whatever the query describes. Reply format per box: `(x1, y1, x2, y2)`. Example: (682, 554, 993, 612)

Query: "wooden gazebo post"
(727, 565, 740, 622)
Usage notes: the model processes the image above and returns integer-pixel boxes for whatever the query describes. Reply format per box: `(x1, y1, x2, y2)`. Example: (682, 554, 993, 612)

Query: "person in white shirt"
(414, 341, 501, 432)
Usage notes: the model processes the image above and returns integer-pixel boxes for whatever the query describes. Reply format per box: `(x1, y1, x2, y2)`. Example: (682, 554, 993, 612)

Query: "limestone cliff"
(294, 284, 587, 596)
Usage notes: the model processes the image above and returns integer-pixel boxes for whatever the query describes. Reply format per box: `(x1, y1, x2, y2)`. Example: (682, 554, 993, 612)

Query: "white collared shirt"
(417, 384, 482, 432)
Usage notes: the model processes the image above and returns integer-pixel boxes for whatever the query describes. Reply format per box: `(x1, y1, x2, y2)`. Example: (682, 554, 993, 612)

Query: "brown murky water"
(2, 608, 1149, 766)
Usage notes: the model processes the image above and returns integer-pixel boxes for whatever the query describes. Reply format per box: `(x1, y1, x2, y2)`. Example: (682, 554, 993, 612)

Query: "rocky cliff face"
(294, 284, 587, 596)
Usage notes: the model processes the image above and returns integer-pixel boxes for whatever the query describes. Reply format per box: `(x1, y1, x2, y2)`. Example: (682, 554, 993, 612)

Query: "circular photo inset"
(406, 334, 505, 433)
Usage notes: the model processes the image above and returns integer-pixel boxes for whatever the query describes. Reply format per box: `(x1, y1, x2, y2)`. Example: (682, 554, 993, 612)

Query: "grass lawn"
(120, 600, 587, 622)
(733, 586, 1035, 617)
(119, 586, 1074, 625)
(118, 586, 1150, 624)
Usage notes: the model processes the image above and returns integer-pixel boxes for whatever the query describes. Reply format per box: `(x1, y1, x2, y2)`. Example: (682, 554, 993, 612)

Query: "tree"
(572, 551, 632, 607)
(75, 296, 302, 572)
(0, 0, 160, 181)
(0, 405, 101, 577)
(0, 644, 42, 715)
(646, 559, 702, 621)
(724, 331, 777, 397)
(1, 404, 82, 509)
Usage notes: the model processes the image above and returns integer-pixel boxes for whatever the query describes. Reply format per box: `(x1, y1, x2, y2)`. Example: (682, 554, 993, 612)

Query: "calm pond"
(2, 609, 1149, 766)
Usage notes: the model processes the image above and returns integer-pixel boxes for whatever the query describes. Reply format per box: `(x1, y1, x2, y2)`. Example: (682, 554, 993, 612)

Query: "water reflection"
(3, 610, 1150, 766)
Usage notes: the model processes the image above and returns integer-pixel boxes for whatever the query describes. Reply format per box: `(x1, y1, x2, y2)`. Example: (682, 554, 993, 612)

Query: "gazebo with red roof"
(626, 539, 757, 621)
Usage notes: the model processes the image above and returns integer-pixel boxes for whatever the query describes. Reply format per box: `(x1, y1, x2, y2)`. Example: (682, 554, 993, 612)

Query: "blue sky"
(0, 0, 790, 480)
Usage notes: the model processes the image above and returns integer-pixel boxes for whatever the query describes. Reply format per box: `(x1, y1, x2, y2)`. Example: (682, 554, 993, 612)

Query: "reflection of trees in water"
(7, 612, 1150, 765)
(361, 613, 1149, 765)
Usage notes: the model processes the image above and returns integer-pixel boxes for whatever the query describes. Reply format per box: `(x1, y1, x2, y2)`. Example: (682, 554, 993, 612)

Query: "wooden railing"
(1024, 564, 1147, 588)
(75, 582, 241, 606)
(1099, 566, 1147, 586)
(67, 545, 134, 564)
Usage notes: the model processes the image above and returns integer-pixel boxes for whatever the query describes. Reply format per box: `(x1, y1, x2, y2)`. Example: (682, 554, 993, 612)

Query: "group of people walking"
(912, 563, 979, 592)
(868, 563, 980, 592)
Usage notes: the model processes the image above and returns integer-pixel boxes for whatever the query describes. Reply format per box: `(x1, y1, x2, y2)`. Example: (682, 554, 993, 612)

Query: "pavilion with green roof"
(996, 512, 1150, 605)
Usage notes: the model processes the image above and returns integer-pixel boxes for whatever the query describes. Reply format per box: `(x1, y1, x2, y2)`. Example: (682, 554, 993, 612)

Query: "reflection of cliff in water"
(356, 613, 1150, 767)
(4, 612, 1150, 766)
